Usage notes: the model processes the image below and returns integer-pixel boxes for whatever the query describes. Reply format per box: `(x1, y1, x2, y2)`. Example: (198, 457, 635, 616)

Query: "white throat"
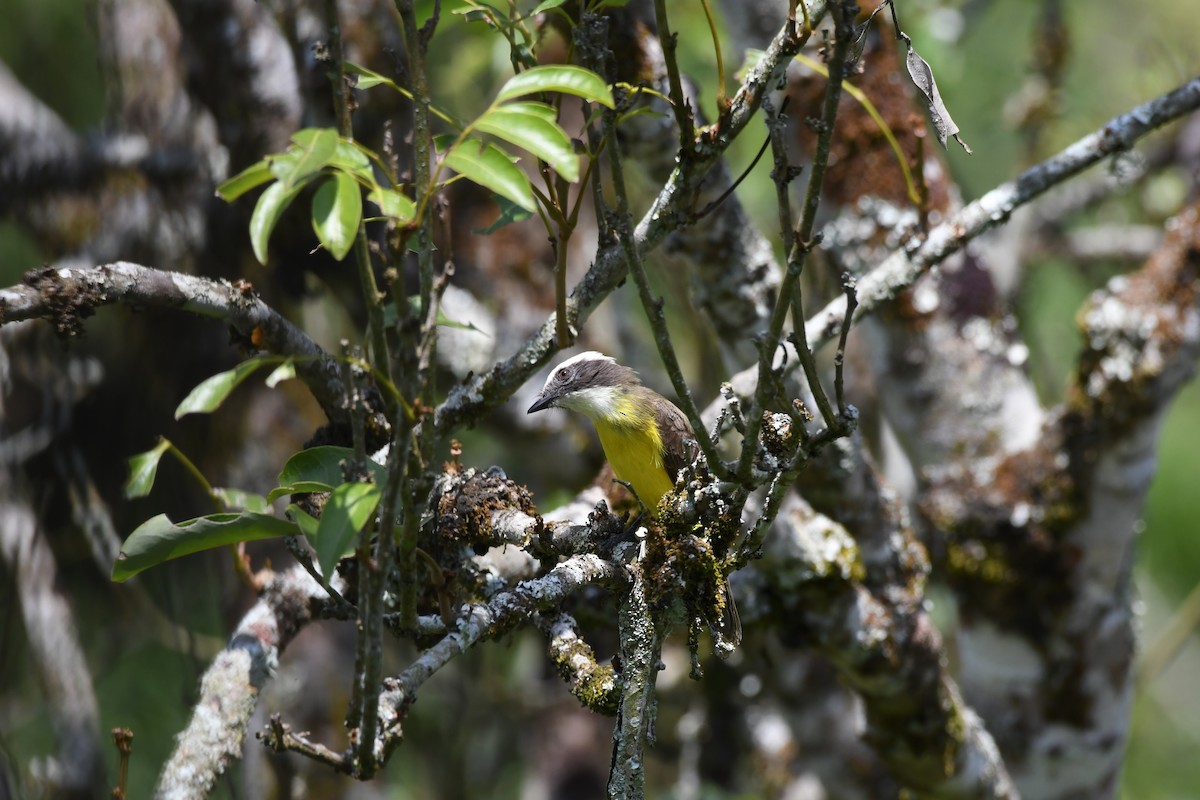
(558, 385, 623, 420)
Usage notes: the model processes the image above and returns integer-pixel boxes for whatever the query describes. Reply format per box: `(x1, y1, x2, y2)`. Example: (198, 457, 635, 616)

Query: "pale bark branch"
(156, 566, 323, 799)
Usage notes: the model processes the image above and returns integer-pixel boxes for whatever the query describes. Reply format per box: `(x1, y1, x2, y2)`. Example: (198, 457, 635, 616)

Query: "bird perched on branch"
(527, 351, 694, 512)
(527, 351, 740, 645)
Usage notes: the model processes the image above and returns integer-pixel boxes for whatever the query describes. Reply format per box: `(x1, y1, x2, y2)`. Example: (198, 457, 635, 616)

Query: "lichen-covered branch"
(763, 489, 1018, 799)
(922, 200, 1200, 797)
(372, 554, 629, 755)
(802, 75, 1200, 348)
(0, 262, 383, 437)
(156, 566, 323, 799)
(608, 563, 663, 800)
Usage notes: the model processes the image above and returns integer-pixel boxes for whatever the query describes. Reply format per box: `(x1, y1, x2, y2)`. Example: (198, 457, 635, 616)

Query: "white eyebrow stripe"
(554, 351, 615, 371)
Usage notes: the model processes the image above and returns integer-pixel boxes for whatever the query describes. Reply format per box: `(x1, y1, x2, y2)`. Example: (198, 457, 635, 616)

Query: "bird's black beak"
(527, 394, 556, 414)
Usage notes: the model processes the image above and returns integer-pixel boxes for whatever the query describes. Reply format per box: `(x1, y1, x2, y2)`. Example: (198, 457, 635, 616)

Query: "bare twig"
(737, 0, 857, 485)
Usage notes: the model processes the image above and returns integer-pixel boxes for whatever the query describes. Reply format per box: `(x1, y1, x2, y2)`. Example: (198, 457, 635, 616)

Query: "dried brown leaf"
(902, 33, 973, 154)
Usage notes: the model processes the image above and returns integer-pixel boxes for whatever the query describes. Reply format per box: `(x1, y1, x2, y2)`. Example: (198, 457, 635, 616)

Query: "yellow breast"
(593, 416, 674, 512)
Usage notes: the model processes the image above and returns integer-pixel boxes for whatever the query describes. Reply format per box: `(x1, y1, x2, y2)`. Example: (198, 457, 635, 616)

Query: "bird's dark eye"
(557, 367, 569, 380)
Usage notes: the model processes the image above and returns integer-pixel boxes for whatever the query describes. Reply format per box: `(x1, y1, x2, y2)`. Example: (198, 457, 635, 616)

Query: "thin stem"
(762, 96, 811, 438)
(833, 274, 858, 416)
(736, 1, 856, 484)
(163, 440, 213, 499)
(651, 0, 694, 154)
(355, 418, 411, 776)
(324, 0, 393, 396)
(399, 2, 436, 326)
(691, 130, 772, 222)
(553, 229, 572, 346)
(698, 0, 726, 109)
(603, 91, 725, 478)
(792, 52, 922, 206)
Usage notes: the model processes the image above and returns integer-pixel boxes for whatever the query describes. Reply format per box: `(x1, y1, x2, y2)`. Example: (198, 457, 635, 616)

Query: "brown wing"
(655, 395, 696, 481)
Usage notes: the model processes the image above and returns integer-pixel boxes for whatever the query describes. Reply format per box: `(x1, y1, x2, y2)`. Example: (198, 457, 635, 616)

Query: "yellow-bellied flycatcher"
(527, 351, 740, 644)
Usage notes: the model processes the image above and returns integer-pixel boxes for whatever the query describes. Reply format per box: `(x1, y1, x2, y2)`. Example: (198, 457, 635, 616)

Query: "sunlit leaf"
(444, 137, 536, 212)
(475, 103, 579, 181)
(265, 359, 296, 388)
(124, 438, 171, 499)
(175, 356, 282, 419)
(367, 186, 416, 223)
(249, 181, 304, 264)
(501, 100, 557, 123)
(495, 65, 614, 108)
(282, 128, 339, 188)
(531, 0, 568, 12)
(111, 512, 297, 582)
(312, 172, 362, 260)
(212, 487, 270, 514)
(215, 160, 274, 202)
(311, 481, 381, 579)
(266, 151, 299, 182)
(330, 140, 374, 182)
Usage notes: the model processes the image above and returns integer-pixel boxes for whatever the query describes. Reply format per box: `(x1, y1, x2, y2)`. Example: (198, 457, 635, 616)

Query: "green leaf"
(531, 0, 568, 12)
(265, 359, 296, 388)
(215, 160, 274, 202)
(444, 137, 536, 212)
(212, 487, 270, 514)
(287, 503, 319, 537)
(175, 356, 282, 419)
(312, 172, 362, 260)
(472, 193, 533, 235)
(382, 299, 487, 334)
(475, 103, 579, 181)
(111, 512, 297, 582)
(367, 186, 416, 223)
(282, 128, 339, 189)
(266, 151, 300, 182)
(269, 446, 387, 504)
(124, 439, 171, 499)
(345, 62, 400, 92)
(330, 140, 375, 182)
(499, 100, 557, 123)
(495, 65, 614, 108)
(249, 180, 304, 264)
(311, 482, 381, 580)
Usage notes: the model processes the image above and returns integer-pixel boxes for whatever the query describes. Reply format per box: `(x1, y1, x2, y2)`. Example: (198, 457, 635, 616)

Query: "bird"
(527, 351, 695, 513)
(527, 351, 740, 644)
